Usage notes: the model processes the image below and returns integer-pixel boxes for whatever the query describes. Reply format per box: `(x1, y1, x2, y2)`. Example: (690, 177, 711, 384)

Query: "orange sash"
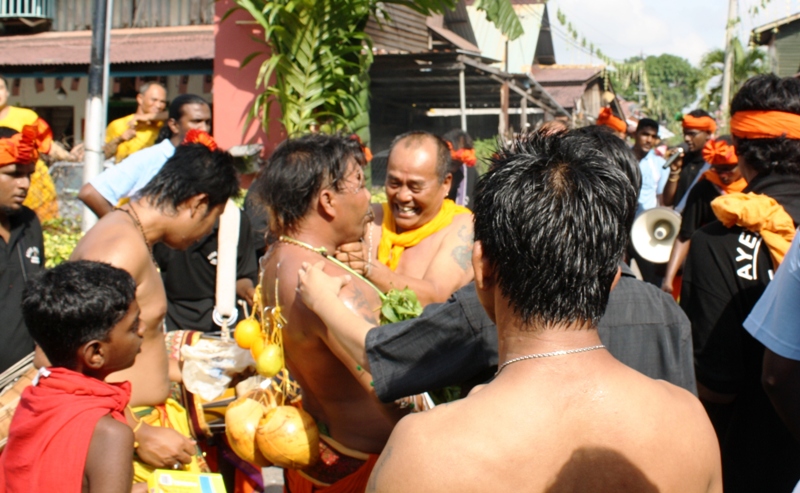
(682, 114, 717, 133)
(597, 107, 626, 133)
(702, 170, 747, 195)
(711, 192, 797, 268)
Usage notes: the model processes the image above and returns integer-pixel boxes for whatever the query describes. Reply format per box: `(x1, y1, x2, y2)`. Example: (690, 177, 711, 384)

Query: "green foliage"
(379, 287, 423, 324)
(696, 38, 768, 115)
(472, 137, 499, 175)
(42, 218, 82, 268)
(233, 0, 522, 143)
(610, 54, 700, 134)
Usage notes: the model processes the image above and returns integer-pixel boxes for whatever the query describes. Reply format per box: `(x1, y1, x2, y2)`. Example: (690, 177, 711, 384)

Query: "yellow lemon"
(256, 344, 283, 378)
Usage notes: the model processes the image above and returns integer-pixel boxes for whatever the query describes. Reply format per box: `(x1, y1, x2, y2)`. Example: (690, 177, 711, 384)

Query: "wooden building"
(752, 12, 800, 77)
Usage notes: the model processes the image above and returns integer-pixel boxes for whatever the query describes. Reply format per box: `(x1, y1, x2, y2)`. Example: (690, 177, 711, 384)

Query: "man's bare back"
(261, 243, 408, 454)
(369, 352, 721, 493)
(71, 211, 169, 407)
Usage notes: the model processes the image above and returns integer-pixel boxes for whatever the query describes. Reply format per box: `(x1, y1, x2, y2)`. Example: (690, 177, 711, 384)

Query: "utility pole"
(82, 0, 113, 232)
(719, 0, 738, 132)
(499, 38, 510, 138)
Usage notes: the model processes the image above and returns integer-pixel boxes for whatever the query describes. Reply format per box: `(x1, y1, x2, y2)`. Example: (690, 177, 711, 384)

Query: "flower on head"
(183, 129, 218, 151)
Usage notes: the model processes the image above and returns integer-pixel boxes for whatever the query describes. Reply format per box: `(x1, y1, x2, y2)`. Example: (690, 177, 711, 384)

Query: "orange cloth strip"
(682, 115, 717, 134)
(712, 192, 797, 268)
(597, 107, 627, 133)
(730, 110, 800, 140)
(702, 170, 747, 195)
(379, 199, 471, 271)
(0, 125, 40, 167)
(702, 139, 738, 165)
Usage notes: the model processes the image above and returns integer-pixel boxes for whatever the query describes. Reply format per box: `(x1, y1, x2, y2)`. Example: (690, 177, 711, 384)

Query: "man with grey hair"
(104, 81, 167, 162)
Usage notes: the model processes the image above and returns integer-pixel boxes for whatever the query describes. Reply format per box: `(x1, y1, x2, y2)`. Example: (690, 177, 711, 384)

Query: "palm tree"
(696, 38, 768, 112)
(231, 0, 523, 143)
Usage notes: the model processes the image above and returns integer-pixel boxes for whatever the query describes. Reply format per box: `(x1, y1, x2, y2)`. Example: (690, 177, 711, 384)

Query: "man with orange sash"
(681, 74, 800, 492)
(596, 106, 628, 139)
(663, 109, 716, 208)
(661, 137, 746, 295)
(336, 131, 474, 306)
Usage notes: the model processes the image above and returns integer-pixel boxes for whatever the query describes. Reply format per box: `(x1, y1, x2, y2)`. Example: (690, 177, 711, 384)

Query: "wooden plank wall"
(366, 4, 429, 54)
(53, 0, 214, 31)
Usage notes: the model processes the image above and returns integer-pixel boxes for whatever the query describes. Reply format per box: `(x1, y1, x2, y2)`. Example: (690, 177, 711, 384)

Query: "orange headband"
(596, 107, 627, 134)
(349, 134, 372, 162)
(182, 129, 218, 151)
(0, 125, 40, 167)
(682, 114, 717, 134)
(702, 139, 738, 165)
(730, 110, 800, 140)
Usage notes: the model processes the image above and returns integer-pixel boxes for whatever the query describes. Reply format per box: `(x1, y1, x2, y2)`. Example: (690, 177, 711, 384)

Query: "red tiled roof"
(530, 64, 603, 84)
(0, 25, 214, 66)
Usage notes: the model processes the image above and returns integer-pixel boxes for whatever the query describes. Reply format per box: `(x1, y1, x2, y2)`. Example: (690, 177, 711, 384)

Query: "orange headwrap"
(349, 134, 372, 162)
(682, 114, 717, 134)
(730, 110, 800, 140)
(182, 129, 218, 151)
(0, 125, 40, 167)
(702, 139, 738, 165)
(596, 107, 627, 134)
(451, 147, 477, 166)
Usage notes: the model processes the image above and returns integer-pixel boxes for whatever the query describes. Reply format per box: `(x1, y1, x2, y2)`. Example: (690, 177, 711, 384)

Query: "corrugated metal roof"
(427, 16, 481, 54)
(366, 4, 430, 54)
(0, 25, 213, 66)
(539, 85, 586, 110)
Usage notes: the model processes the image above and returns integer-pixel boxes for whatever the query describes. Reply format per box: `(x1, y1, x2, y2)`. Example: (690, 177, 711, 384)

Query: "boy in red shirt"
(1, 260, 147, 493)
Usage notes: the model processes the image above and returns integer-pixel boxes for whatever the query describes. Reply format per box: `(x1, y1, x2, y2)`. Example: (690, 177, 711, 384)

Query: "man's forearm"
(78, 183, 114, 218)
(662, 238, 690, 292)
(762, 349, 800, 442)
(662, 175, 680, 206)
(103, 137, 122, 159)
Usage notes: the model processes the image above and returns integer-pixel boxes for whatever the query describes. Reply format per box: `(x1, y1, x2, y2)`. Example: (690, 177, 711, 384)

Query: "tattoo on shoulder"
(348, 285, 379, 325)
(367, 445, 392, 493)
(451, 225, 474, 271)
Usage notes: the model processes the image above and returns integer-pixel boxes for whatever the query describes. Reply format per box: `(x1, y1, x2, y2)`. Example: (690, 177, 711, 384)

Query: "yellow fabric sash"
(132, 398, 206, 483)
(378, 199, 471, 271)
(711, 192, 797, 268)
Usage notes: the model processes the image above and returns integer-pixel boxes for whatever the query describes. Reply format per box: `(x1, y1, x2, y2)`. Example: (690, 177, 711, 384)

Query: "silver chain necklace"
(495, 344, 606, 375)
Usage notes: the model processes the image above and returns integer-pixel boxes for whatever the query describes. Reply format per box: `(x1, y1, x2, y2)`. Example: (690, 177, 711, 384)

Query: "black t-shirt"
(0, 207, 43, 373)
(680, 172, 800, 492)
(154, 210, 258, 332)
(678, 179, 720, 241)
(674, 151, 706, 206)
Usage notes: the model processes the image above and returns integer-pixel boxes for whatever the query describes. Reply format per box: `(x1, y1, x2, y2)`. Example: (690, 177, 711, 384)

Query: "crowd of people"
(0, 71, 799, 492)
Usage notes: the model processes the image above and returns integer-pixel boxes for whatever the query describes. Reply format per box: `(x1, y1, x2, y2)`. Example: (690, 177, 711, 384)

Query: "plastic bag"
(181, 339, 255, 401)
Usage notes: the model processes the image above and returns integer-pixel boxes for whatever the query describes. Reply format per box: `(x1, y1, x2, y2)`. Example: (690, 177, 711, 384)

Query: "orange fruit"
(235, 319, 262, 349)
(256, 344, 283, 378)
(250, 336, 266, 360)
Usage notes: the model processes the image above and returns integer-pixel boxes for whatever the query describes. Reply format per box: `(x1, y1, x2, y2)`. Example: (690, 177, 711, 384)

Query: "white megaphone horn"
(631, 207, 682, 264)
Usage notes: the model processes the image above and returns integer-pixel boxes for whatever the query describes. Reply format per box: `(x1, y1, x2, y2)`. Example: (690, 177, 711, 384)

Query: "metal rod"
(82, 0, 113, 232)
(459, 67, 467, 132)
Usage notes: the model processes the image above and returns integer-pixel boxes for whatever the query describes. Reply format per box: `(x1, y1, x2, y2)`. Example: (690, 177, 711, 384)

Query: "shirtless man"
(251, 134, 408, 491)
(69, 138, 239, 470)
(362, 131, 721, 492)
(336, 131, 473, 305)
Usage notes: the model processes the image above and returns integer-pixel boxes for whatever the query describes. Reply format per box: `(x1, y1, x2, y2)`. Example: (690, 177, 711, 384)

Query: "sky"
(545, 0, 800, 67)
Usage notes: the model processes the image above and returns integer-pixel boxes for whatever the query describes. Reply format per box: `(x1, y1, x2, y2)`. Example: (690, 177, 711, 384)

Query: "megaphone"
(631, 207, 682, 264)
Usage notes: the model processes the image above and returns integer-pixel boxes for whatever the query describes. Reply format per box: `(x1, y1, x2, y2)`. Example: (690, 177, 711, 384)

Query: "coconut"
(256, 405, 319, 469)
(225, 391, 276, 467)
